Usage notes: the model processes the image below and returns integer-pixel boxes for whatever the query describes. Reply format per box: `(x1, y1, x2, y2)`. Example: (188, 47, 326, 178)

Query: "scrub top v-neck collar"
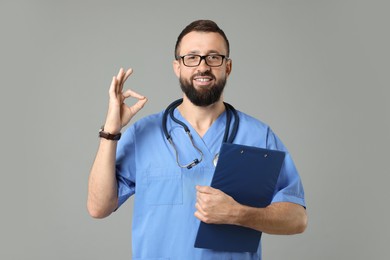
(172, 108, 227, 161)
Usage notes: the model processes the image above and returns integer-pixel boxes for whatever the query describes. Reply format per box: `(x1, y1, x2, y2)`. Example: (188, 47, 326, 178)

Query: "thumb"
(130, 97, 148, 115)
(196, 185, 217, 194)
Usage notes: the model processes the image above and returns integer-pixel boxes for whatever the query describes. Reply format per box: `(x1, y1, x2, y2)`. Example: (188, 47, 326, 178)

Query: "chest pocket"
(145, 168, 183, 205)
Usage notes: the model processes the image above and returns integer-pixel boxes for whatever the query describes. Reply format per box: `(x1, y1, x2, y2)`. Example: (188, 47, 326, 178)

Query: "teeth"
(195, 78, 211, 82)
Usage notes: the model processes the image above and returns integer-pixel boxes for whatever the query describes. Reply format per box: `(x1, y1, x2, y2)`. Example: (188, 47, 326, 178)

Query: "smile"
(193, 75, 214, 82)
(195, 78, 212, 82)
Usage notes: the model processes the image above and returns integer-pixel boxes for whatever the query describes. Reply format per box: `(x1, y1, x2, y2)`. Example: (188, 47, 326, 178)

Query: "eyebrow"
(186, 50, 222, 55)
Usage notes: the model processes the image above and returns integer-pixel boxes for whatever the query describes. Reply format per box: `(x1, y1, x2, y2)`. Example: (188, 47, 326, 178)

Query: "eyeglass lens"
(182, 55, 224, 67)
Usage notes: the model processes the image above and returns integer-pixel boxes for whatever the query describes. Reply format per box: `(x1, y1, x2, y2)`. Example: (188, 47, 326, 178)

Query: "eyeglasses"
(177, 54, 228, 67)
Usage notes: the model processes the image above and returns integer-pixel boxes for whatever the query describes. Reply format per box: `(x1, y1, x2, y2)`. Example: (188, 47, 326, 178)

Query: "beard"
(179, 72, 227, 107)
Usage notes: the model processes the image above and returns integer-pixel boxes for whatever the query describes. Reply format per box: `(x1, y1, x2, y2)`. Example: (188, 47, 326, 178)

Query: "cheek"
(215, 70, 228, 80)
(179, 70, 194, 80)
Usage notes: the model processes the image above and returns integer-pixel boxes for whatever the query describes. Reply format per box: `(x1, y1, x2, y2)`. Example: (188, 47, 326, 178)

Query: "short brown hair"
(174, 20, 230, 59)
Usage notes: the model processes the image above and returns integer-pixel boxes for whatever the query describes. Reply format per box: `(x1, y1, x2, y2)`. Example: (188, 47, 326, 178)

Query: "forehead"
(179, 31, 227, 55)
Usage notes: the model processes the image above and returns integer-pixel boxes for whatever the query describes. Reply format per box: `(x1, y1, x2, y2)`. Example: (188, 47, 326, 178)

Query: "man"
(88, 20, 307, 259)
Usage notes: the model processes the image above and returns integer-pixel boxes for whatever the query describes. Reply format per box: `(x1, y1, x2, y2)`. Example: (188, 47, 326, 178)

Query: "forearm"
(87, 138, 119, 218)
(87, 68, 147, 218)
(233, 202, 307, 235)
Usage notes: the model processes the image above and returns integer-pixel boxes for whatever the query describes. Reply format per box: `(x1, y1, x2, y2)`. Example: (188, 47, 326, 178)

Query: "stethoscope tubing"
(162, 98, 239, 143)
(162, 98, 239, 169)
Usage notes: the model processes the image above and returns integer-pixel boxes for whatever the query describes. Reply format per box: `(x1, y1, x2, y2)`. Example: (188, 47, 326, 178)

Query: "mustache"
(191, 72, 216, 80)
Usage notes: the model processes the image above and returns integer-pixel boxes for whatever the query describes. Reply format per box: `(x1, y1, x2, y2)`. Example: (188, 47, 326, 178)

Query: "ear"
(225, 59, 232, 77)
(173, 59, 181, 78)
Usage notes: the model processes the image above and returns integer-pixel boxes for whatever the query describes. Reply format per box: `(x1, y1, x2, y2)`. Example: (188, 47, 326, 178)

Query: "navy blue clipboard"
(194, 143, 285, 252)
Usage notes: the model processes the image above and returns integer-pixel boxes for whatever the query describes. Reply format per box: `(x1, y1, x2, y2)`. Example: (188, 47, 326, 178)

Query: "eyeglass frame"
(176, 54, 229, 67)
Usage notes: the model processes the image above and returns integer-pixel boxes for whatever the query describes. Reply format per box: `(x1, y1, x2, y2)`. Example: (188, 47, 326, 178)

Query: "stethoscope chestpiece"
(187, 159, 200, 169)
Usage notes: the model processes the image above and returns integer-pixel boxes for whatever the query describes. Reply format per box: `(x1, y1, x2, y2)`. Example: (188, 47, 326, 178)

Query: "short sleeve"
(266, 128, 306, 207)
(115, 126, 137, 208)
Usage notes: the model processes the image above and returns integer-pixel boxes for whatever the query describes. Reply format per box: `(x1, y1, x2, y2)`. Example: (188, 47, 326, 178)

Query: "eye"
(185, 55, 197, 60)
(207, 55, 222, 61)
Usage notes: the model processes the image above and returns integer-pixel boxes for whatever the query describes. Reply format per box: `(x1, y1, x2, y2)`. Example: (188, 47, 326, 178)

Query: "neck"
(178, 96, 225, 137)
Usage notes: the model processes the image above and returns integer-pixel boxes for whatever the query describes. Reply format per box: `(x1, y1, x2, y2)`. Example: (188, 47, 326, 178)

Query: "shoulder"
(132, 111, 164, 130)
(120, 111, 164, 141)
(233, 109, 287, 151)
(236, 110, 270, 132)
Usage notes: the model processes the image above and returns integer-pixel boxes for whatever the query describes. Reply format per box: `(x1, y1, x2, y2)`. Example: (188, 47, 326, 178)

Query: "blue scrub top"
(115, 108, 305, 260)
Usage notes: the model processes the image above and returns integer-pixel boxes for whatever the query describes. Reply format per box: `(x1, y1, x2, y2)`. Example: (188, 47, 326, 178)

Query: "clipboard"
(194, 143, 285, 252)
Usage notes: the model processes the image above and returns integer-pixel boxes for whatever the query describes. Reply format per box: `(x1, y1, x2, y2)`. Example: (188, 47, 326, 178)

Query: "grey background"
(1, 0, 389, 259)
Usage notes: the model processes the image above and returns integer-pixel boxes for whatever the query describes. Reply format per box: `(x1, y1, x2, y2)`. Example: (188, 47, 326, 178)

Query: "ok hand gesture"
(104, 68, 147, 134)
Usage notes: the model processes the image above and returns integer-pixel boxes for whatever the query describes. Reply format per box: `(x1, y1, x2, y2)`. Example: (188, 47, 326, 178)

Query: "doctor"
(87, 20, 307, 259)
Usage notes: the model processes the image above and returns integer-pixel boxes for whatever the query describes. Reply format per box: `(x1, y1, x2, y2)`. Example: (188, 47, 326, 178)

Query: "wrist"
(99, 125, 121, 141)
(232, 203, 248, 226)
(102, 121, 121, 134)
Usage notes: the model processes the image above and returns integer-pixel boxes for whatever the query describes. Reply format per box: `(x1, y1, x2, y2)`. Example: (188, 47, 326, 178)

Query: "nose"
(197, 57, 210, 72)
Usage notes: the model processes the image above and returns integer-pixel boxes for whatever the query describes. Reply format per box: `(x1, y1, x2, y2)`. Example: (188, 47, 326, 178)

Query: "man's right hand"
(103, 68, 148, 134)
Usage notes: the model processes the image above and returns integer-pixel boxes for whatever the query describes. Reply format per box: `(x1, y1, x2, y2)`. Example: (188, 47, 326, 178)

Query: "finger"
(116, 68, 125, 93)
(116, 67, 124, 82)
(108, 76, 117, 98)
(195, 202, 207, 216)
(196, 191, 211, 205)
(122, 89, 145, 100)
(122, 68, 133, 84)
(196, 191, 203, 202)
(195, 201, 202, 211)
(118, 68, 133, 94)
(130, 97, 148, 114)
(194, 204, 210, 223)
(194, 210, 204, 222)
(195, 202, 208, 215)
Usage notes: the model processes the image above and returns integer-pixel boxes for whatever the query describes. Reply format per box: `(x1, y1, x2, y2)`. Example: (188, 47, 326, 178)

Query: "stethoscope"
(162, 98, 239, 169)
